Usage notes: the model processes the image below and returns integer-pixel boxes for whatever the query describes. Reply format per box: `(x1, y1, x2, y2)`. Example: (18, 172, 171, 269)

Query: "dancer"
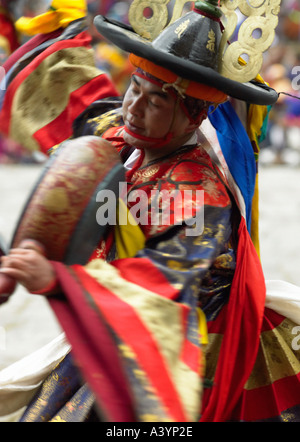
(1, 0, 300, 422)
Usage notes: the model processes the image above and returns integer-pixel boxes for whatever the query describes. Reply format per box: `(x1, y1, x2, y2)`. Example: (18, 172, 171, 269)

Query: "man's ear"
(185, 110, 208, 133)
(186, 121, 200, 132)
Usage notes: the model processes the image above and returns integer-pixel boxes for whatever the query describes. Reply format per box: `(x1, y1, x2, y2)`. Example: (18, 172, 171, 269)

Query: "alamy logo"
(292, 326, 300, 351)
(96, 183, 205, 236)
(0, 67, 6, 91)
(291, 66, 300, 91)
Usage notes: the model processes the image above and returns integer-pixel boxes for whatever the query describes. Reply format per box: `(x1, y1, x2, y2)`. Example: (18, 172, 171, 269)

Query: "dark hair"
(182, 95, 211, 123)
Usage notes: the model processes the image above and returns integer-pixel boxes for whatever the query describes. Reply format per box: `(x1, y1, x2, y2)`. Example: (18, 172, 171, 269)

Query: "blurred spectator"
(260, 60, 300, 166)
(282, 0, 300, 41)
(94, 41, 133, 95)
(0, 2, 19, 65)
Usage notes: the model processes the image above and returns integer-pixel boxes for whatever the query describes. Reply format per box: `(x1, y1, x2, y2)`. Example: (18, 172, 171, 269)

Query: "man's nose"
(129, 95, 144, 116)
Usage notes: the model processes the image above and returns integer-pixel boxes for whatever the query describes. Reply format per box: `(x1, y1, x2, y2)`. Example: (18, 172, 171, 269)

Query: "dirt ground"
(0, 162, 299, 371)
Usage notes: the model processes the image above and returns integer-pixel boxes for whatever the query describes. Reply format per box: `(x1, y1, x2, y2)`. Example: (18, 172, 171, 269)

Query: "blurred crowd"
(0, 0, 300, 165)
(259, 0, 300, 166)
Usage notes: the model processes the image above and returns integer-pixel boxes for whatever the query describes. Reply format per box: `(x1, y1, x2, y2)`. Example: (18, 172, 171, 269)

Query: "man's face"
(122, 74, 192, 149)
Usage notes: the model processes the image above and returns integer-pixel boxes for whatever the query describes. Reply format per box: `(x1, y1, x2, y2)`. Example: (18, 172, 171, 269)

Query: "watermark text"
(96, 184, 205, 236)
(0, 66, 6, 91)
(292, 326, 300, 351)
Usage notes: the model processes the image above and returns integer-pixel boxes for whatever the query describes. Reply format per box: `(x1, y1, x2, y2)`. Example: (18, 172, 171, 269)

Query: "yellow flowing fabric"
(235, 59, 270, 256)
(247, 75, 270, 257)
(15, 0, 87, 36)
(114, 198, 146, 259)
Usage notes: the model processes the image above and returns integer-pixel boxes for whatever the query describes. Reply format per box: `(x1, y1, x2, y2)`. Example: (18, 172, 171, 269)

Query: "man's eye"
(148, 99, 160, 107)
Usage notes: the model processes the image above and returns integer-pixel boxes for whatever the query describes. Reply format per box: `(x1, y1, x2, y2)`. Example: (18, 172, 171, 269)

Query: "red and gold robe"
(19, 126, 300, 423)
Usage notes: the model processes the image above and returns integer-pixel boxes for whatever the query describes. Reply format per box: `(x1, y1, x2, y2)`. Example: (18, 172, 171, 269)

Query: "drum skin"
(0, 135, 126, 297)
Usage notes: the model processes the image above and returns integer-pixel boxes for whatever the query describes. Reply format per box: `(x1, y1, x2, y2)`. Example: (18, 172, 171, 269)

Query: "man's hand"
(0, 241, 57, 294)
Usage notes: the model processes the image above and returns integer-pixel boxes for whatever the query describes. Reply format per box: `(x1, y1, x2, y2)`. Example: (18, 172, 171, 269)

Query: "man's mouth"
(126, 120, 144, 134)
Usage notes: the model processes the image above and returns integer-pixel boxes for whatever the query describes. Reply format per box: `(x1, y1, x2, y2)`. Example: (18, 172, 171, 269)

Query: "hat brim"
(94, 15, 279, 106)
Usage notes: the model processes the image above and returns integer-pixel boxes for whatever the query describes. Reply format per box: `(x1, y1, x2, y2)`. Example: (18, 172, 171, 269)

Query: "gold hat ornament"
(94, 0, 281, 105)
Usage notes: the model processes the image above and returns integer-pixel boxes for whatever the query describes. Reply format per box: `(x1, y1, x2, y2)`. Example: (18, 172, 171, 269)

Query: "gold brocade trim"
(203, 333, 223, 383)
(130, 164, 160, 182)
(86, 259, 183, 366)
(20, 370, 60, 422)
(204, 318, 300, 391)
(245, 317, 300, 391)
(281, 409, 300, 422)
(49, 385, 95, 422)
(117, 343, 173, 421)
(85, 258, 202, 421)
(10, 47, 104, 152)
(91, 108, 124, 137)
(21, 357, 95, 422)
(174, 360, 202, 421)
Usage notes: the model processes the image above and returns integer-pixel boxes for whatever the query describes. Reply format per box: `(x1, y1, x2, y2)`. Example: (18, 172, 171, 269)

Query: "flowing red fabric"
(200, 216, 266, 421)
(49, 262, 137, 422)
(33, 75, 118, 153)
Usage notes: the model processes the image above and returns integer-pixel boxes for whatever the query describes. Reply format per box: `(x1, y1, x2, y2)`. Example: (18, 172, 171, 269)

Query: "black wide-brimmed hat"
(94, 0, 279, 105)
